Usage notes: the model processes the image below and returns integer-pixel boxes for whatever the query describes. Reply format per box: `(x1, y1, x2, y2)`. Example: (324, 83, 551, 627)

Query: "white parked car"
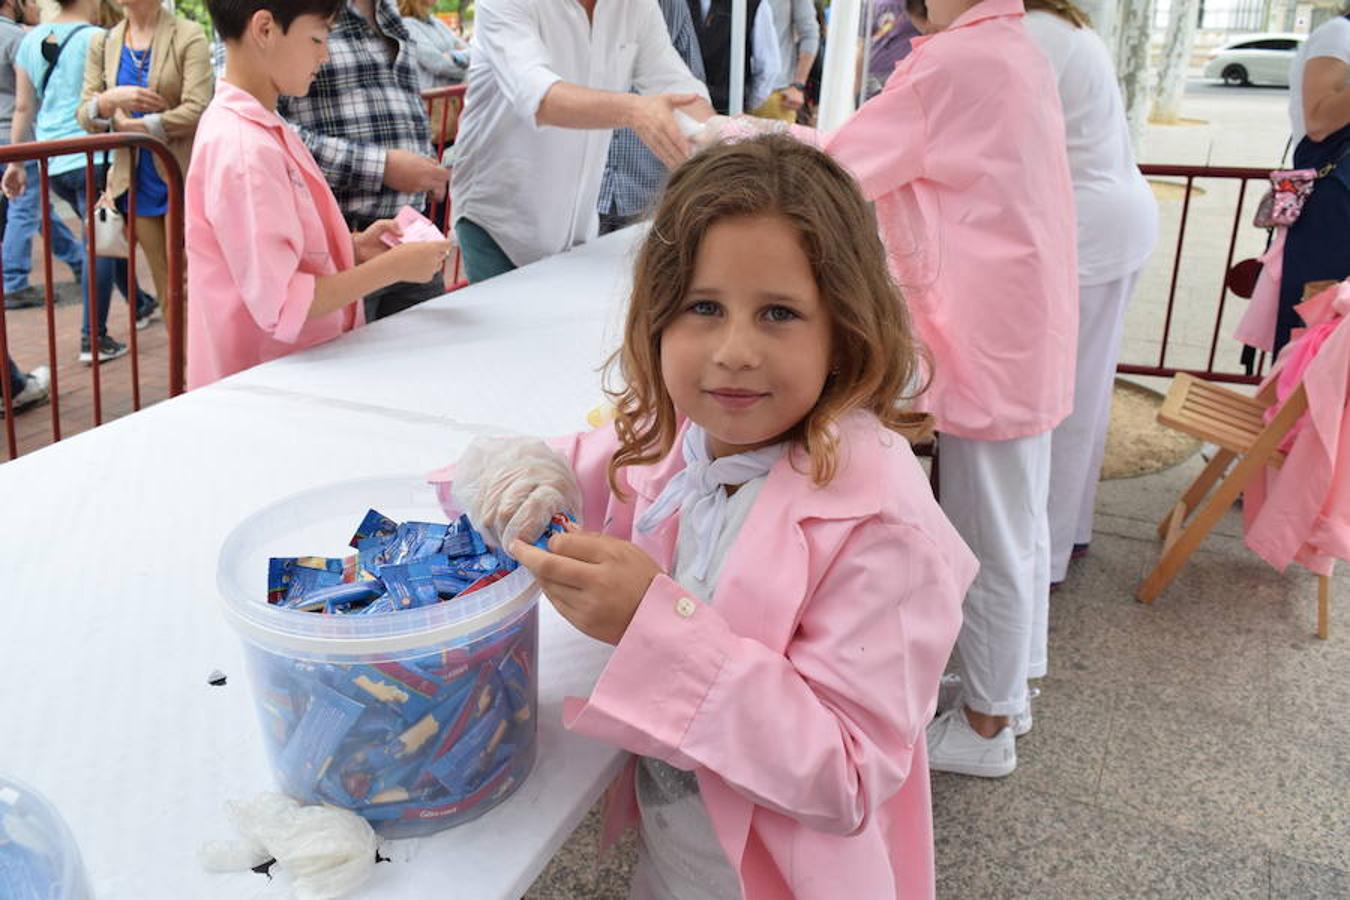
(1203, 33, 1306, 86)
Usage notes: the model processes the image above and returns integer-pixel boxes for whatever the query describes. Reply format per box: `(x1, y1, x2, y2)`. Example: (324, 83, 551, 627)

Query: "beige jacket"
(76, 14, 213, 204)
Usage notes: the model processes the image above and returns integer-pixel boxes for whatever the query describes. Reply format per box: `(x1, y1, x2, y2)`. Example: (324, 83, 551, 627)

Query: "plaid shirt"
(597, 0, 705, 220)
(276, 0, 432, 223)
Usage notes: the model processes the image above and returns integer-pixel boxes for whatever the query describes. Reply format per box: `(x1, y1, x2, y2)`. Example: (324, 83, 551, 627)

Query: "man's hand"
(383, 149, 450, 199)
(509, 530, 662, 646)
(628, 92, 703, 170)
(98, 86, 166, 116)
(781, 85, 805, 111)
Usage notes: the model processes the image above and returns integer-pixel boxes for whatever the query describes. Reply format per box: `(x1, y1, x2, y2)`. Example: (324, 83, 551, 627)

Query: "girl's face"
(660, 213, 833, 460)
(267, 13, 332, 97)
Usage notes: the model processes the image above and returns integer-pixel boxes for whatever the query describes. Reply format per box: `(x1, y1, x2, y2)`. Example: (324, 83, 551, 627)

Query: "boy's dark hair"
(904, 0, 928, 20)
(207, 0, 343, 40)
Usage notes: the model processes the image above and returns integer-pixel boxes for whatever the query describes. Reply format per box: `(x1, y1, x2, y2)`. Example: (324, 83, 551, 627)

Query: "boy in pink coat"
(435, 137, 976, 898)
(187, 0, 450, 388)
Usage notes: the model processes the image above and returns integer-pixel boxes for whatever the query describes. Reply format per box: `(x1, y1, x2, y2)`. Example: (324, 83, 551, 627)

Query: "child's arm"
(561, 517, 970, 835)
(202, 138, 448, 335)
(307, 240, 448, 321)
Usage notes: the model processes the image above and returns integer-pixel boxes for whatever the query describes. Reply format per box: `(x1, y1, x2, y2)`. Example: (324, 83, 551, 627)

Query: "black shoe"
(135, 299, 160, 330)
(79, 334, 128, 364)
(4, 285, 44, 309)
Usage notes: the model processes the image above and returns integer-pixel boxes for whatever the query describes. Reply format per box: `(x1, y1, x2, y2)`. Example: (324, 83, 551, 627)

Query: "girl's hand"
(352, 219, 400, 264)
(1, 163, 26, 200)
(510, 531, 662, 645)
(99, 86, 166, 116)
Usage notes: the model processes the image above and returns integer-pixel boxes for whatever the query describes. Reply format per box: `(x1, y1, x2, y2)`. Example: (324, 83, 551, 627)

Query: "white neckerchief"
(634, 425, 783, 581)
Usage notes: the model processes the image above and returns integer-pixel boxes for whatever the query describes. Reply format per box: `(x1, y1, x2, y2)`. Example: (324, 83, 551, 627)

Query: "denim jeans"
(3, 160, 83, 294)
(48, 167, 153, 338)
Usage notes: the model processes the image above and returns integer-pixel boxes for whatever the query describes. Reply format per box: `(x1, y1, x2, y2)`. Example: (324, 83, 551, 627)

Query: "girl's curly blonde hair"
(604, 134, 932, 496)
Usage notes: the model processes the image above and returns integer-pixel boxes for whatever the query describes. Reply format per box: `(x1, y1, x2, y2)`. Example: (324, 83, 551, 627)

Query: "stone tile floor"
(523, 456, 1349, 899)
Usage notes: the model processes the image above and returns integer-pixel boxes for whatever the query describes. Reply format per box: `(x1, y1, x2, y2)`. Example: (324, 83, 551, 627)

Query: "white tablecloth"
(0, 227, 645, 899)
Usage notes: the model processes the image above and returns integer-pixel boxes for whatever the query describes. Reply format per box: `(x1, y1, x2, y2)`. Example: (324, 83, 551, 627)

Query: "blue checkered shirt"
(597, 0, 705, 220)
(276, 0, 432, 222)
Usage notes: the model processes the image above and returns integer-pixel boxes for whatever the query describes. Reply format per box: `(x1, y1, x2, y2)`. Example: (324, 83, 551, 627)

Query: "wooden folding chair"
(1137, 373, 1332, 639)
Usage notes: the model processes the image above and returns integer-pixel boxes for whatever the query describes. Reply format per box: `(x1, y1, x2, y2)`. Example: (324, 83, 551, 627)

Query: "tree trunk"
(1152, 0, 1201, 123)
(1117, 0, 1157, 155)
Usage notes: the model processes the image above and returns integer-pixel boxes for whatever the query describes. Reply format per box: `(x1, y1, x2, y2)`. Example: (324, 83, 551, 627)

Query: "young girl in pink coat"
(437, 136, 976, 899)
(187, 0, 451, 388)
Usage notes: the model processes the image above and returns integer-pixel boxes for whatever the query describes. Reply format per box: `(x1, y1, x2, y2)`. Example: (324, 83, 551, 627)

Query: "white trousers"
(939, 431, 1052, 715)
(1048, 270, 1144, 582)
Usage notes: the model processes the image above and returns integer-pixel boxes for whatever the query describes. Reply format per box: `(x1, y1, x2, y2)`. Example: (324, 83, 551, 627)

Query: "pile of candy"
(266, 509, 565, 616)
(249, 510, 561, 837)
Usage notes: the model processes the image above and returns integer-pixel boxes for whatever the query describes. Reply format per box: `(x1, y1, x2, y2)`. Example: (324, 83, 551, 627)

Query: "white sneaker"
(1, 365, 49, 416)
(926, 707, 1016, 778)
(935, 674, 1035, 738)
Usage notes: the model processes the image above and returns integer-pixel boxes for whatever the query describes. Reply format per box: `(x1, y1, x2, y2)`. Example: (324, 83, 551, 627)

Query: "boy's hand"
(353, 219, 400, 263)
(1, 163, 25, 200)
(385, 239, 451, 283)
(510, 531, 661, 645)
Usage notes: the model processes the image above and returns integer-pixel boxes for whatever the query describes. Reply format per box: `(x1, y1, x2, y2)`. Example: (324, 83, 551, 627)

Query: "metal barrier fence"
(0, 132, 185, 460)
(1127, 163, 1272, 387)
(423, 84, 468, 290)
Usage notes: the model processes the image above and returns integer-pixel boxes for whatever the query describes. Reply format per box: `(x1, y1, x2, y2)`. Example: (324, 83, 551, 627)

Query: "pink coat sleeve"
(202, 137, 318, 345)
(564, 518, 968, 836)
(822, 80, 928, 201)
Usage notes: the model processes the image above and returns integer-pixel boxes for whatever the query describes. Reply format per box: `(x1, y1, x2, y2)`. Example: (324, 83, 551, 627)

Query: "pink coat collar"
(911, 0, 1026, 50)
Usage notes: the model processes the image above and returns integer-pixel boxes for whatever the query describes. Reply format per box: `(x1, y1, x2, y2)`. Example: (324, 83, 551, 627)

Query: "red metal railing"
(0, 132, 185, 460)
(423, 84, 468, 290)
(1126, 164, 1272, 387)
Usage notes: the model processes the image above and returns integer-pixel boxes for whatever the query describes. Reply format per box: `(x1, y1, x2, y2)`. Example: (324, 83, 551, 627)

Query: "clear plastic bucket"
(218, 476, 540, 839)
(0, 775, 93, 900)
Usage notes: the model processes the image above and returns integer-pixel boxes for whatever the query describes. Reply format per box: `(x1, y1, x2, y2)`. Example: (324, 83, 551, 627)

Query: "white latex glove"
(199, 793, 378, 900)
(451, 435, 583, 549)
(695, 114, 788, 151)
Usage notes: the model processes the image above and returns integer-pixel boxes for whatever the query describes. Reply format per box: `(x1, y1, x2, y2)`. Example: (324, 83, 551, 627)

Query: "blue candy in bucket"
(218, 478, 548, 838)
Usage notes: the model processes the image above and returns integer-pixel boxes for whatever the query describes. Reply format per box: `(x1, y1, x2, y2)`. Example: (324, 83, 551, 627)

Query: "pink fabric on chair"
(1243, 279, 1350, 576)
(1232, 228, 1286, 353)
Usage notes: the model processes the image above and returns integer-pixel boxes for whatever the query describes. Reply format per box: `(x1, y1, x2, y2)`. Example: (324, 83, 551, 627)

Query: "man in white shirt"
(451, 0, 714, 283)
(751, 0, 818, 123)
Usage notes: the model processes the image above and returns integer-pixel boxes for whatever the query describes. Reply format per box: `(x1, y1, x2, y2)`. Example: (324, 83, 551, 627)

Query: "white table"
(0, 228, 645, 899)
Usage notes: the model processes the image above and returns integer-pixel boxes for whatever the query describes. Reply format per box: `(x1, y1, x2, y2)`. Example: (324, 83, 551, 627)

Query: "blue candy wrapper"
(277, 682, 364, 792)
(349, 508, 399, 548)
(283, 565, 347, 609)
(440, 515, 488, 558)
(381, 561, 440, 610)
(386, 522, 450, 566)
(269, 556, 351, 605)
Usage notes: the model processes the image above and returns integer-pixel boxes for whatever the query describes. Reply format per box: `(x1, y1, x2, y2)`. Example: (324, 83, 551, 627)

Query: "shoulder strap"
(37, 24, 91, 97)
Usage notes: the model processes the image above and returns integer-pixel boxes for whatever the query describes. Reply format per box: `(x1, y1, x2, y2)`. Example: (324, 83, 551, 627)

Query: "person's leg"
(5, 355, 23, 390)
(1027, 440, 1053, 682)
(1047, 272, 1137, 582)
(50, 171, 114, 341)
(454, 218, 517, 285)
(946, 433, 1051, 712)
(132, 215, 172, 330)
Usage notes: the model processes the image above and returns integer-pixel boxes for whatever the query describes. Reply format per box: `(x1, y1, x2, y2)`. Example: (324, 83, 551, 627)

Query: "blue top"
(16, 23, 99, 176)
(116, 44, 167, 216)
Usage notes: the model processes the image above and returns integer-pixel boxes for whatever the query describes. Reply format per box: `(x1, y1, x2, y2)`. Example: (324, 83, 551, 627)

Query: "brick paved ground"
(0, 242, 171, 460)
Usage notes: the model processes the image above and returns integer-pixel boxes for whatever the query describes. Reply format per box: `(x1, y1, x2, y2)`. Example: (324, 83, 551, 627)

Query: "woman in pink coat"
(437, 137, 976, 899)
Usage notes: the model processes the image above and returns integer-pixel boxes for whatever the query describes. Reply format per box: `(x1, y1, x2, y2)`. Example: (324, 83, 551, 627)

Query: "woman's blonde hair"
(604, 134, 932, 496)
(1024, 0, 1092, 28)
(397, 0, 433, 19)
